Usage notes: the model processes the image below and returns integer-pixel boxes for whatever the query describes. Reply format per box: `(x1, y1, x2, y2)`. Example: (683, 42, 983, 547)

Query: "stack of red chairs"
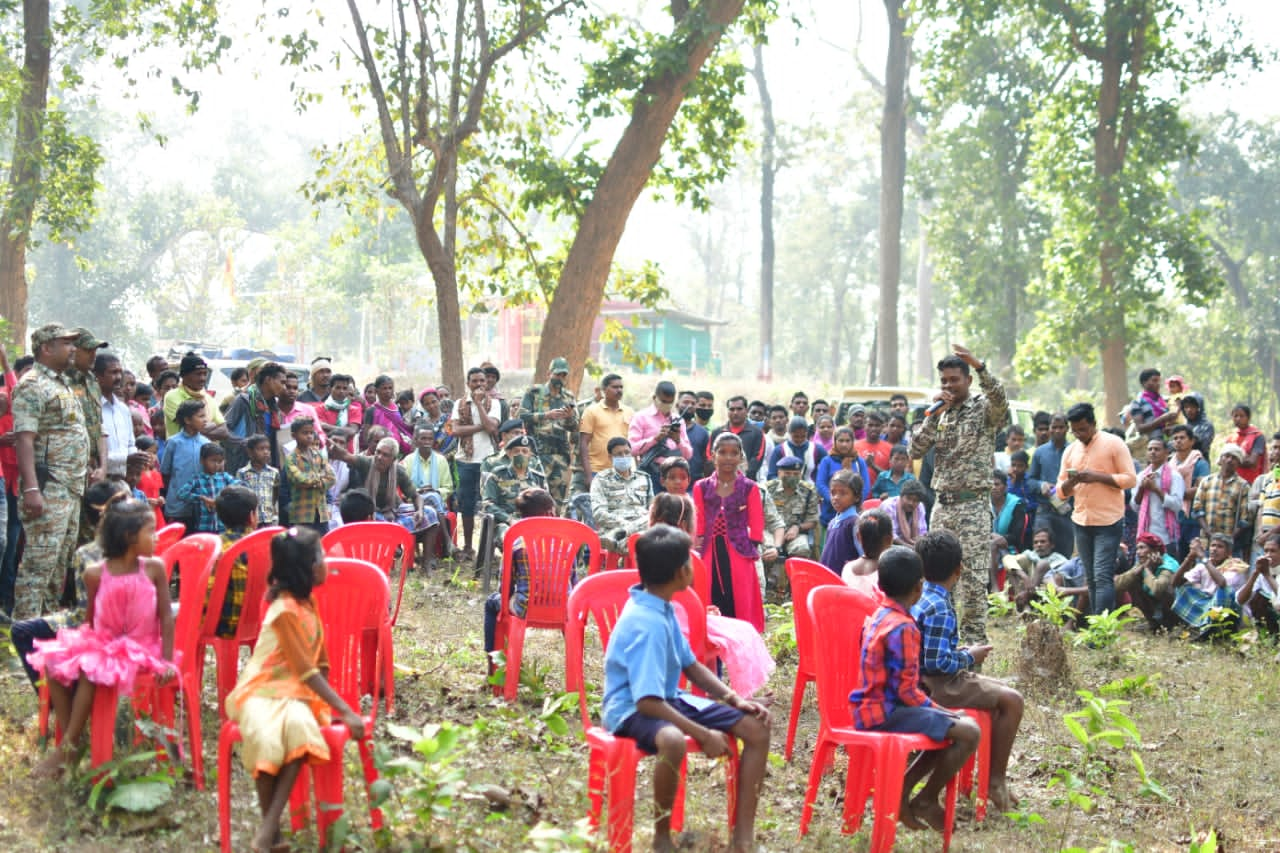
(218, 557, 390, 852)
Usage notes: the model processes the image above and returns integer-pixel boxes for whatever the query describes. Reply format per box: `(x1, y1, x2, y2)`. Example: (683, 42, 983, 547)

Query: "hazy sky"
(102, 0, 1280, 318)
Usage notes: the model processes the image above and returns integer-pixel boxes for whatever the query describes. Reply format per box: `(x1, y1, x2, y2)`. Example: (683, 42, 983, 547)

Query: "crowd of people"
(3, 320, 1278, 849)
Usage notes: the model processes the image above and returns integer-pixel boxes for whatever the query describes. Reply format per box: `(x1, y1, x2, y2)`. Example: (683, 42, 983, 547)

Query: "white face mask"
(612, 456, 634, 474)
(656, 401, 673, 415)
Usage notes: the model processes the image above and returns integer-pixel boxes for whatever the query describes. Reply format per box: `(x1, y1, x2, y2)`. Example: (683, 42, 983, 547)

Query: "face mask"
(681, 407, 695, 421)
(512, 454, 529, 470)
(612, 456, 634, 474)
(550, 378, 563, 390)
(780, 475, 801, 489)
(749, 418, 765, 430)
(656, 401, 673, 415)
(695, 408, 713, 420)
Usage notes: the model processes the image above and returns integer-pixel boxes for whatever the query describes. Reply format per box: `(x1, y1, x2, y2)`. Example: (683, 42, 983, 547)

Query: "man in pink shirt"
(628, 380, 692, 493)
(1057, 402, 1138, 615)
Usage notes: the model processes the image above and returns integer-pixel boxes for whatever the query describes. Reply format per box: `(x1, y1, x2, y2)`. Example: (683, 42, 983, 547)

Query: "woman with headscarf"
(1177, 391, 1215, 457)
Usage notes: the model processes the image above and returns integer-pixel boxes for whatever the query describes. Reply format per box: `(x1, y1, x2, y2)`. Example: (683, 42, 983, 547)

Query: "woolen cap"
(179, 352, 209, 376)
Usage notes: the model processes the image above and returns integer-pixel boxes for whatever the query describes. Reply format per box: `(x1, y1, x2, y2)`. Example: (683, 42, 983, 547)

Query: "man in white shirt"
(94, 352, 135, 479)
(450, 366, 501, 558)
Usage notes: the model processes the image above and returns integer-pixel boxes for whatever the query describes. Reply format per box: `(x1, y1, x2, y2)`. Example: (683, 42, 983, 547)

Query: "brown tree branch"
(345, 0, 417, 207)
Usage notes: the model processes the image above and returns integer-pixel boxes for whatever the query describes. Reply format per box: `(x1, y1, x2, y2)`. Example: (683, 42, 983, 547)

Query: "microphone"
(925, 398, 946, 416)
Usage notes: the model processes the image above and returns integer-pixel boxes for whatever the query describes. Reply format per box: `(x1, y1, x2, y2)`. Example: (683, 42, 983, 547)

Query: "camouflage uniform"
(66, 368, 103, 471)
(482, 461, 547, 543)
(910, 366, 1008, 644)
(589, 468, 651, 554)
(521, 378, 577, 511)
(765, 479, 820, 559)
(12, 363, 89, 618)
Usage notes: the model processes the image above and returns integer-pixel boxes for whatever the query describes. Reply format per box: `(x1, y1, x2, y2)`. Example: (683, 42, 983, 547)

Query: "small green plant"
(1074, 604, 1139, 650)
(1098, 673, 1164, 700)
(84, 748, 178, 819)
(1030, 582, 1078, 627)
(763, 602, 797, 659)
(374, 721, 472, 839)
(987, 591, 1016, 619)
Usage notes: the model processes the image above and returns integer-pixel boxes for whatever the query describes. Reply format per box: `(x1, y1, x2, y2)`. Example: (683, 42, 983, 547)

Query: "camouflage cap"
(549, 357, 570, 375)
(71, 327, 109, 350)
(30, 323, 77, 350)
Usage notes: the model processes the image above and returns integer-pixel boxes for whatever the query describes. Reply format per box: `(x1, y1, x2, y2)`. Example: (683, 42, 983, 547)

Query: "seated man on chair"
(483, 435, 548, 547)
(590, 437, 652, 555)
(483, 488, 558, 656)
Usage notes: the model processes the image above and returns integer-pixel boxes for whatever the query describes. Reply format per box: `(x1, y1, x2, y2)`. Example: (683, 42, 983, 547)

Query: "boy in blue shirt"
(913, 530, 1024, 812)
(601, 524, 770, 852)
(160, 398, 210, 526)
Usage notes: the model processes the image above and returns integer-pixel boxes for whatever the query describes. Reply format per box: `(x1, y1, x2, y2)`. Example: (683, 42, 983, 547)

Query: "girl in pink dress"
(693, 432, 768, 632)
(31, 499, 176, 777)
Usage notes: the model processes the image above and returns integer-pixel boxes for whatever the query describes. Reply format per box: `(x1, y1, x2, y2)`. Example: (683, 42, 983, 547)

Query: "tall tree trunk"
(915, 198, 934, 382)
(0, 0, 52, 348)
(877, 0, 909, 385)
(534, 0, 748, 391)
(750, 44, 776, 382)
(415, 212, 464, 393)
(1095, 24, 1126, 426)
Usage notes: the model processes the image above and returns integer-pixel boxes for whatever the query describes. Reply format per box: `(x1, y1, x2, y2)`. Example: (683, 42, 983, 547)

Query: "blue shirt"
(601, 585, 712, 732)
(871, 470, 916, 499)
(819, 506, 862, 575)
(911, 580, 974, 676)
(159, 430, 209, 518)
(1027, 440, 1067, 500)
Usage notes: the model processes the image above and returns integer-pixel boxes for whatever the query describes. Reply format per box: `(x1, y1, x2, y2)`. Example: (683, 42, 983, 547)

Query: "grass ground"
(1, 566, 1279, 852)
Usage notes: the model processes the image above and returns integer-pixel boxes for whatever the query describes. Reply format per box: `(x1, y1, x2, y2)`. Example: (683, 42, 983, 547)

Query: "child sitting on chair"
(601, 524, 771, 852)
(914, 530, 1024, 812)
(482, 488, 558, 655)
(850, 545, 980, 832)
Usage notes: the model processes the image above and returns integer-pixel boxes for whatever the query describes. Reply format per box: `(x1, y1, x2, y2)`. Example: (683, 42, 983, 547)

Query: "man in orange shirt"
(1057, 402, 1138, 616)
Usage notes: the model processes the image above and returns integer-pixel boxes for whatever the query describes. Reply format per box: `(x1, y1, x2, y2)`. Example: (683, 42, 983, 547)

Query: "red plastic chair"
(323, 522, 407, 713)
(959, 707, 994, 821)
(39, 536, 220, 786)
(564, 570, 738, 853)
(155, 522, 186, 557)
(322, 521, 414, 626)
(218, 557, 389, 852)
(799, 586, 960, 851)
(783, 558, 843, 761)
(861, 498, 882, 510)
(492, 517, 600, 702)
(200, 525, 284, 721)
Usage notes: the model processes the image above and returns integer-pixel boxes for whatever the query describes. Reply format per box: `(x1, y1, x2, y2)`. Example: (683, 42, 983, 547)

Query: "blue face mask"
(748, 418, 765, 430)
(612, 456, 634, 474)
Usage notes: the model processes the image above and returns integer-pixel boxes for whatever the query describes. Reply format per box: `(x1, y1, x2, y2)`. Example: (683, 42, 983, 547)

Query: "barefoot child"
(850, 545, 980, 831)
(914, 530, 1024, 811)
(601, 524, 771, 852)
(225, 528, 365, 853)
(29, 498, 177, 777)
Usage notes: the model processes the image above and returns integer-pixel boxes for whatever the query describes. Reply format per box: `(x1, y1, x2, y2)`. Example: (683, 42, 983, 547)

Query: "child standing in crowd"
(816, 426, 871, 527)
(225, 528, 364, 853)
(872, 445, 916, 499)
(601, 524, 771, 853)
(914, 530, 1024, 812)
(237, 434, 280, 527)
(160, 399, 210, 526)
(850, 546, 980, 832)
(30, 499, 176, 778)
(819, 469, 863, 576)
(178, 444, 237, 535)
(284, 418, 335, 537)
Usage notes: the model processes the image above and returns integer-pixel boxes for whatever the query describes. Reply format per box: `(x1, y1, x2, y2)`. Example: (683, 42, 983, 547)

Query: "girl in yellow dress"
(226, 527, 364, 852)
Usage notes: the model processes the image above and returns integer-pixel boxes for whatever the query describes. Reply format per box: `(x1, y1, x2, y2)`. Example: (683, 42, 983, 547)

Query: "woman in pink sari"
(692, 432, 771, 632)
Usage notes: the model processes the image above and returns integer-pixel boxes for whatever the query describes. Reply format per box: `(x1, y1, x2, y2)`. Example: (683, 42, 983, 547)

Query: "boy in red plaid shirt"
(849, 546, 980, 831)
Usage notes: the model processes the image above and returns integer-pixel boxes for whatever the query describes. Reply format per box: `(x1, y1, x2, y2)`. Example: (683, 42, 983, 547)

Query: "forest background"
(4, 0, 1280, 424)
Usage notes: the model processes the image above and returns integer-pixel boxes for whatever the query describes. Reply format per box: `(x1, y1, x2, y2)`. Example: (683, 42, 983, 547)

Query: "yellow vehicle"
(835, 385, 1039, 431)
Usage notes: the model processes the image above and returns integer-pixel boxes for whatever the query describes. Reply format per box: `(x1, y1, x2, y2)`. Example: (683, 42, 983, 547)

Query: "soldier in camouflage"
(910, 344, 1009, 645)
(12, 324, 89, 619)
(483, 435, 548, 544)
(66, 328, 109, 483)
(589, 437, 651, 554)
(766, 455, 820, 560)
(521, 356, 577, 511)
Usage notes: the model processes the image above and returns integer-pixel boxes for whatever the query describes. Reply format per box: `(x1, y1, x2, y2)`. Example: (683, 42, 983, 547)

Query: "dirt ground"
(2, 566, 1279, 852)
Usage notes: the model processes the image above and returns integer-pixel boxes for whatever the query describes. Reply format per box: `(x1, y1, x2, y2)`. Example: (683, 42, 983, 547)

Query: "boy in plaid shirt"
(177, 443, 237, 534)
(284, 417, 335, 536)
(236, 434, 279, 527)
(914, 530, 1024, 812)
(207, 485, 259, 637)
(850, 546, 980, 832)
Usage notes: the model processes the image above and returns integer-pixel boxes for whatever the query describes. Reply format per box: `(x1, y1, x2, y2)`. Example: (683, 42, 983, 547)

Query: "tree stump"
(1017, 618, 1075, 698)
